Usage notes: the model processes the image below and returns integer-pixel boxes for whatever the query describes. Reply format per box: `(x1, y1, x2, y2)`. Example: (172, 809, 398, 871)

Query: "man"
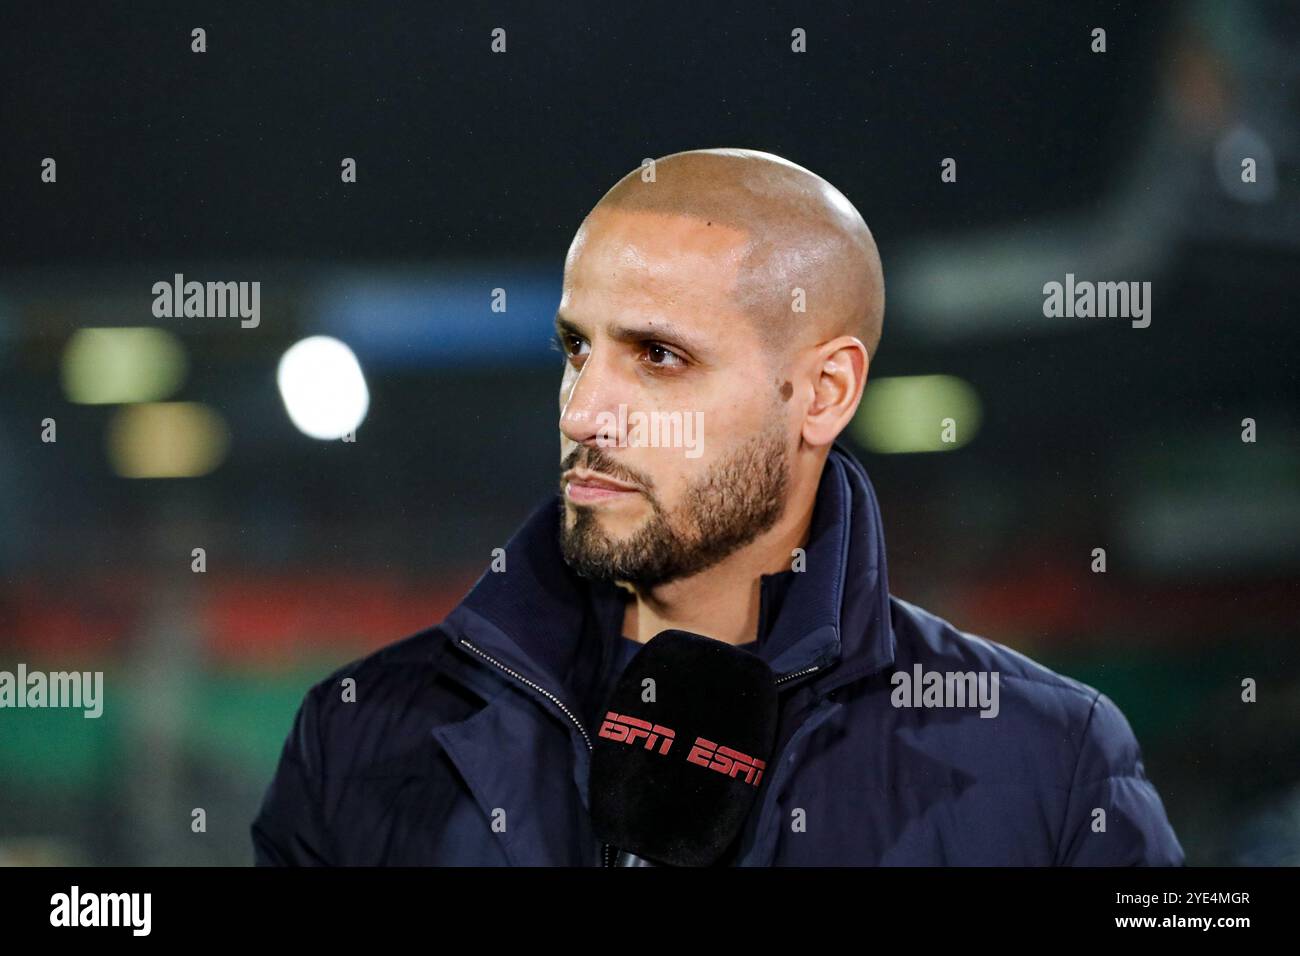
(251, 148, 1184, 866)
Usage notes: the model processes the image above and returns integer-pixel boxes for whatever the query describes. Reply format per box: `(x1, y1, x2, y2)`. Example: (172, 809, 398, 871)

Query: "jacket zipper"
(457, 638, 611, 865)
(775, 665, 820, 686)
(458, 638, 592, 747)
(459, 636, 822, 867)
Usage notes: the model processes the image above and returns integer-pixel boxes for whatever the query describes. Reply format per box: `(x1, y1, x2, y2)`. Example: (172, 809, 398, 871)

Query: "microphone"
(589, 629, 778, 867)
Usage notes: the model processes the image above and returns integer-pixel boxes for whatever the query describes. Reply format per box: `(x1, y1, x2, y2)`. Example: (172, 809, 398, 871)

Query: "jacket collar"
(442, 441, 895, 707)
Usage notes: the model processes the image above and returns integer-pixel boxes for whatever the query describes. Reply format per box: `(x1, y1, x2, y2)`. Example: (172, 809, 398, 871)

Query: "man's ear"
(801, 336, 868, 448)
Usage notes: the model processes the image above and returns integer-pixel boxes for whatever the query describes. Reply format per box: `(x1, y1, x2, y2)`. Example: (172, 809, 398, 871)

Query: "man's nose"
(559, 350, 623, 448)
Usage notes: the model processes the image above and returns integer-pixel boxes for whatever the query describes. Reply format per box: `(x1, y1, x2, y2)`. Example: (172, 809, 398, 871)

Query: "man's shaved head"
(556, 147, 882, 593)
(582, 147, 884, 361)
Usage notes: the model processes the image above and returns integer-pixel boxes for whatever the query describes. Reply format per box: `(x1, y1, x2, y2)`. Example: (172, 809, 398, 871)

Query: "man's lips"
(563, 469, 640, 504)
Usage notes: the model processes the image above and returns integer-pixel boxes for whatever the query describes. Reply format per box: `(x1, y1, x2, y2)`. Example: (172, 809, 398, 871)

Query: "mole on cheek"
(780, 380, 794, 401)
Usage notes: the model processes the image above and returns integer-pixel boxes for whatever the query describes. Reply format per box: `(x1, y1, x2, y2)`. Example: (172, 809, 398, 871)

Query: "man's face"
(555, 208, 793, 587)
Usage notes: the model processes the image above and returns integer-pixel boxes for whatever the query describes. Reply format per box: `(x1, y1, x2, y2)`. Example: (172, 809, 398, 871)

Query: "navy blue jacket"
(251, 444, 1185, 865)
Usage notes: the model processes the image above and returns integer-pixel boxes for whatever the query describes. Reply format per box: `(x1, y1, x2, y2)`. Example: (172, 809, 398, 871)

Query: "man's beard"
(558, 425, 790, 588)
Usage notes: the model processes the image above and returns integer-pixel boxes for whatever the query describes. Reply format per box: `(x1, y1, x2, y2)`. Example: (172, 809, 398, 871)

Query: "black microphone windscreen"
(589, 629, 778, 866)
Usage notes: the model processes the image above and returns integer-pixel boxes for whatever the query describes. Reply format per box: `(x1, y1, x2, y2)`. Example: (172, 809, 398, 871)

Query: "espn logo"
(599, 711, 676, 755)
(599, 711, 766, 788)
(686, 738, 766, 787)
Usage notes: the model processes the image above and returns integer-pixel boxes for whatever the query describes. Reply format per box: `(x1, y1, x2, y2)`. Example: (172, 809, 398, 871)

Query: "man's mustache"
(560, 446, 654, 493)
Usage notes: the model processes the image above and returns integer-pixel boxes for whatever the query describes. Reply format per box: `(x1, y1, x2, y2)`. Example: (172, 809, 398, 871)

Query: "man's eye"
(553, 332, 589, 362)
(643, 343, 685, 368)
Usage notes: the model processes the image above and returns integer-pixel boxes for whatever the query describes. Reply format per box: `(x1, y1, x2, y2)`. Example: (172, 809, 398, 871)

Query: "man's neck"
(619, 492, 817, 646)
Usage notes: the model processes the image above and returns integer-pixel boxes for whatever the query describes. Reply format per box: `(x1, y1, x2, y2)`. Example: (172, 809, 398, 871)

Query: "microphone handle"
(614, 849, 659, 867)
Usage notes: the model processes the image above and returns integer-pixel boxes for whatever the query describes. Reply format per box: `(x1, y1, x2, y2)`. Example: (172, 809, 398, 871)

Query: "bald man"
(252, 149, 1184, 866)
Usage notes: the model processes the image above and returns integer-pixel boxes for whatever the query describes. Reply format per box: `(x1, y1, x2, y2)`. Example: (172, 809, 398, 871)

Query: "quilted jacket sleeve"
(250, 681, 335, 866)
(1055, 691, 1185, 865)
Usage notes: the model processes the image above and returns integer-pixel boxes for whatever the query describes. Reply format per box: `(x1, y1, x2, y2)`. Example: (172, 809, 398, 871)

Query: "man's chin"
(563, 499, 646, 534)
(561, 516, 653, 578)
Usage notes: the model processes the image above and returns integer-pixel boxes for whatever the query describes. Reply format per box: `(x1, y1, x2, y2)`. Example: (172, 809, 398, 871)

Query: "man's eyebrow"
(554, 312, 709, 358)
(554, 313, 582, 337)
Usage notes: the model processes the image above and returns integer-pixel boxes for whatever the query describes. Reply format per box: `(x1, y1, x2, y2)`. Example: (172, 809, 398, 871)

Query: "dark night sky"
(0, 1, 1168, 266)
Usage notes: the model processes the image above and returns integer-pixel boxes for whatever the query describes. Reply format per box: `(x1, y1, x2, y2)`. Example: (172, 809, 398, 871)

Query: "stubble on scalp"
(587, 147, 885, 363)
